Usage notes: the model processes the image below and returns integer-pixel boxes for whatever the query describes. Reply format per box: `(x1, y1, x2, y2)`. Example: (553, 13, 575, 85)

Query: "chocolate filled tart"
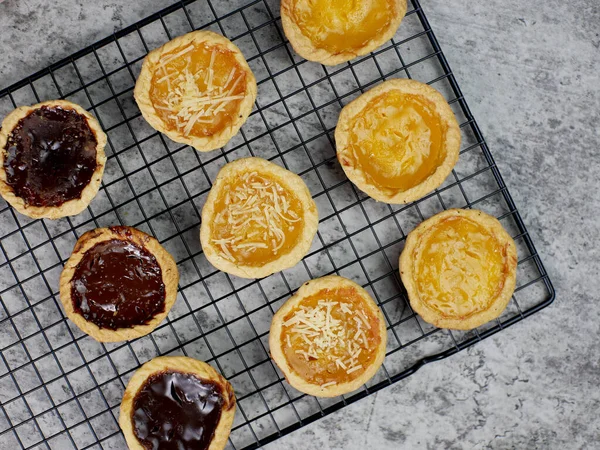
(120, 356, 236, 450)
(59, 226, 179, 342)
(0, 100, 106, 219)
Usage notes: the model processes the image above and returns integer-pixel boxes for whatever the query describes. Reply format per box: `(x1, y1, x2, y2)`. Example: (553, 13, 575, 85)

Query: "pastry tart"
(120, 356, 235, 450)
(0, 100, 107, 219)
(59, 226, 179, 342)
(335, 79, 461, 204)
(200, 157, 318, 279)
(134, 30, 257, 152)
(399, 209, 518, 330)
(270, 275, 387, 397)
(281, 0, 407, 65)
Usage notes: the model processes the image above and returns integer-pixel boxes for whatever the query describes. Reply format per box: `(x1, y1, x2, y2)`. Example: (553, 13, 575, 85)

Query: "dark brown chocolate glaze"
(133, 371, 224, 450)
(3, 105, 98, 207)
(71, 237, 165, 330)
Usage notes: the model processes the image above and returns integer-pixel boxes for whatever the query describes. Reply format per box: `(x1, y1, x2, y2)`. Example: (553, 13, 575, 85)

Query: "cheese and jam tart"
(269, 275, 387, 397)
(59, 226, 179, 342)
(0, 100, 106, 219)
(281, 0, 407, 65)
(400, 209, 518, 330)
(134, 30, 257, 152)
(120, 356, 235, 450)
(200, 157, 318, 279)
(335, 78, 461, 204)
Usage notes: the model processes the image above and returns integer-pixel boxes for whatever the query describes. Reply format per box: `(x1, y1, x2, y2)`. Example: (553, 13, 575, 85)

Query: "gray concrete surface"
(1, 0, 598, 449)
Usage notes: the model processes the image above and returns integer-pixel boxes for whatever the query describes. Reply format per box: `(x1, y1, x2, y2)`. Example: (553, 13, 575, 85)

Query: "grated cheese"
(212, 172, 300, 259)
(155, 44, 244, 136)
(283, 299, 373, 378)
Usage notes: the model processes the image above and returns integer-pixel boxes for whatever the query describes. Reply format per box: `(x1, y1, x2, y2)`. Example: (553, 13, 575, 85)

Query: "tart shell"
(0, 100, 107, 219)
(399, 208, 518, 330)
(59, 226, 179, 342)
(281, 0, 407, 66)
(134, 30, 257, 152)
(119, 356, 235, 450)
(200, 157, 319, 279)
(335, 78, 461, 204)
(269, 275, 388, 397)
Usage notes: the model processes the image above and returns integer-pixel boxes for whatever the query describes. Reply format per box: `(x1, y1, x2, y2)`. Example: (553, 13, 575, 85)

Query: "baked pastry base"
(281, 0, 407, 65)
(270, 275, 387, 397)
(399, 208, 518, 330)
(134, 30, 257, 152)
(119, 356, 235, 450)
(0, 100, 107, 219)
(59, 226, 179, 342)
(335, 78, 461, 204)
(200, 157, 318, 279)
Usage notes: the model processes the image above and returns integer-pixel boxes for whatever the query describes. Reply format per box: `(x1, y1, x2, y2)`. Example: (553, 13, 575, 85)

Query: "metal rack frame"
(0, 0, 554, 448)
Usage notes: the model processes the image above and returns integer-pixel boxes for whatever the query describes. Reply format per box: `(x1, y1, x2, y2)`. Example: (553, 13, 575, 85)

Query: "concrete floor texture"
(1, 0, 599, 449)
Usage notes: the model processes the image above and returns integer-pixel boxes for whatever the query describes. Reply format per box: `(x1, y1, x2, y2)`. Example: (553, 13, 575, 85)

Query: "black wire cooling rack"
(0, 0, 555, 448)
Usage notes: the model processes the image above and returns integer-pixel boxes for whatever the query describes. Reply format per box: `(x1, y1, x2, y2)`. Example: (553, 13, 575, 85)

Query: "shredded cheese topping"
(283, 299, 373, 385)
(153, 45, 245, 136)
(212, 171, 301, 262)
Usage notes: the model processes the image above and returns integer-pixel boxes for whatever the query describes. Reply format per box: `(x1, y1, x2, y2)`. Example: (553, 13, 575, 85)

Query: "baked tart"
(59, 226, 179, 342)
(134, 30, 257, 152)
(270, 275, 387, 397)
(281, 0, 407, 65)
(0, 100, 107, 219)
(200, 157, 318, 279)
(120, 356, 235, 450)
(335, 79, 461, 204)
(399, 209, 518, 330)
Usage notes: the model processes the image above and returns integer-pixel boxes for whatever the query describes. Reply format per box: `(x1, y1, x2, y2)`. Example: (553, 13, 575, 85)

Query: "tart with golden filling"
(135, 30, 257, 152)
(270, 275, 387, 397)
(200, 157, 318, 279)
(400, 209, 518, 330)
(336, 79, 461, 204)
(59, 226, 179, 342)
(0, 100, 106, 219)
(281, 0, 407, 65)
(120, 356, 235, 450)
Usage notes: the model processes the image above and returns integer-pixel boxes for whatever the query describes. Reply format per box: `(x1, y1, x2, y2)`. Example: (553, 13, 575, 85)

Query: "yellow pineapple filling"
(281, 287, 381, 387)
(211, 171, 305, 266)
(149, 43, 247, 137)
(414, 216, 508, 318)
(290, 0, 394, 54)
(348, 91, 446, 192)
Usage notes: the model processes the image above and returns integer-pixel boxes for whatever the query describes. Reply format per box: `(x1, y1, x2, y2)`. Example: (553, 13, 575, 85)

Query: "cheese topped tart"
(120, 356, 235, 450)
(281, 0, 407, 65)
(400, 209, 518, 330)
(200, 157, 318, 279)
(0, 100, 106, 219)
(134, 30, 257, 152)
(59, 226, 179, 342)
(336, 79, 461, 204)
(270, 276, 387, 397)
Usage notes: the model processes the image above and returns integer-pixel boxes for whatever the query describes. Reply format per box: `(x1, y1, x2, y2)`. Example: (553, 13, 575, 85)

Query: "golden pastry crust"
(59, 226, 179, 342)
(399, 209, 518, 330)
(281, 0, 407, 65)
(134, 30, 257, 152)
(119, 356, 235, 450)
(0, 100, 107, 219)
(269, 275, 387, 397)
(200, 157, 318, 279)
(335, 78, 461, 204)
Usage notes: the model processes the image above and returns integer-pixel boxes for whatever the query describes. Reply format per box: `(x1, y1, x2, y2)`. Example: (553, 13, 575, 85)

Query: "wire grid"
(0, 0, 555, 448)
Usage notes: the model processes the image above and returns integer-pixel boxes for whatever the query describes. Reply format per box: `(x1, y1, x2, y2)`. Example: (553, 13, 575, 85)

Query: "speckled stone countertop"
(1, 0, 599, 449)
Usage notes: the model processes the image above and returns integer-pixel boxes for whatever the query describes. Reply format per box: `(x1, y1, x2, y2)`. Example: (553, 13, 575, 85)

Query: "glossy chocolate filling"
(133, 371, 224, 450)
(71, 238, 165, 330)
(3, 105, 97, 207)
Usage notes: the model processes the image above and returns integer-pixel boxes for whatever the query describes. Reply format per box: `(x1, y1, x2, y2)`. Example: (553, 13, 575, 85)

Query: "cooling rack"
(0, 0, 555, 448)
